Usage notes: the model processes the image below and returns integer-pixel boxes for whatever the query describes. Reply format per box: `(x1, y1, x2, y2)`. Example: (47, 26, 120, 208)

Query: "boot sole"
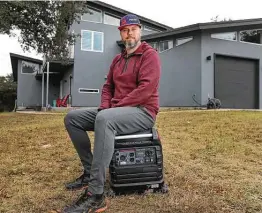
(53, 199, 108, 213)
(89, 199, 108, 213)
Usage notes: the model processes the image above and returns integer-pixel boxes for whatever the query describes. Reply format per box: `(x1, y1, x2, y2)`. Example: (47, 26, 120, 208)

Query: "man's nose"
(127, 30, 133, 35)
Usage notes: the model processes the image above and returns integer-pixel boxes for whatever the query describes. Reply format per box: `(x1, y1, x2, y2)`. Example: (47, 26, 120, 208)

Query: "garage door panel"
(215, 55, 258, 109)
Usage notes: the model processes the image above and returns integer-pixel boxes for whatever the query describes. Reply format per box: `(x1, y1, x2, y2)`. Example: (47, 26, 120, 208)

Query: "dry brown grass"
(0, 110, 262, 213)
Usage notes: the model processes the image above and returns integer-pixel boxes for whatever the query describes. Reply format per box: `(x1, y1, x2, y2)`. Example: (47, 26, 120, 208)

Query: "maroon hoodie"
(99, 42, 161, 120)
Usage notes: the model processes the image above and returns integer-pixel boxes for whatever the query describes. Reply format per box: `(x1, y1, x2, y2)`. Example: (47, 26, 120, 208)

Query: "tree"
(0, 74, 17, 112)
(211, 15, 233, 22)
(0, 1, 89, 61)
(240, 30, 260, 44)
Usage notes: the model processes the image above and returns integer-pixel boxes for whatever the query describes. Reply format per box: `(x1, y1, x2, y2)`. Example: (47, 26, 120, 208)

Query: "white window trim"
(103, 11, 121, 26)
(239, 29, 262, 46)
(176, 36, 194, 46)
(81, 6, 102, 24)
(21, 60, 39, 75)
(210, 32, 238, 42)
(81, 30, 104, 53)
(239, 40, 262, 46)
(159, 40, 174, 53)
(78, 88, 100, 94)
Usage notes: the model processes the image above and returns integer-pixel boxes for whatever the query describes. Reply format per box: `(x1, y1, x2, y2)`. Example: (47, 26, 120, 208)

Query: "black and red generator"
(108, 128, 168, 195)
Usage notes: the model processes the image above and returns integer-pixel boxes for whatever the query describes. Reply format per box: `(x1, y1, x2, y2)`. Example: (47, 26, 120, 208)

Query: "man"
(62, 14, 161, 213)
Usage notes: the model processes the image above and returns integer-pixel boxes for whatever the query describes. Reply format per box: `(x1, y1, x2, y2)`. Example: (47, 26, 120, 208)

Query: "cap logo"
(121, 19, 127, 25)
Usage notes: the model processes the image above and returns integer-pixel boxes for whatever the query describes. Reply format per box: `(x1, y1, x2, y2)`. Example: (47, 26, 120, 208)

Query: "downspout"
(68, 74, 72, 107)
(46, 62, 50, 110)
(42, 71, 44, 108)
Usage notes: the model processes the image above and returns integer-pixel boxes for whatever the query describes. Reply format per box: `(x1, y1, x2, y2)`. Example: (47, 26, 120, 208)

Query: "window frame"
(210, 31, 238, 42)
(21, 60, 40, 75)
(176, 36, 193, 46)
(81, 30, 104, 53)
(159, 40, 174, 53)
(103, 11, 121, 26)
(81, 6, 102, 23)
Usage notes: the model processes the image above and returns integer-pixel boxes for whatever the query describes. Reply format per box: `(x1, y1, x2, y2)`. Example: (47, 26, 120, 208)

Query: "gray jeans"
(64, 106, 154, 194)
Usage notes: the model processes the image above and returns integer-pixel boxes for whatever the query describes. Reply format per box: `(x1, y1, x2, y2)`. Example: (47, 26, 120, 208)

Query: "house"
(142, 19, 262, 109)
(10, 1, 262, 110)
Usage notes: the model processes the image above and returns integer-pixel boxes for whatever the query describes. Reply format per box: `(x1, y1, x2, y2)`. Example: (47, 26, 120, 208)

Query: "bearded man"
(62, 14, 161, 213)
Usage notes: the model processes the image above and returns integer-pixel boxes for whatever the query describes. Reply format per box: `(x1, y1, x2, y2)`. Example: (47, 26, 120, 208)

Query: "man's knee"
(95, 110, 113, 127)
(64, 110, 78, 127)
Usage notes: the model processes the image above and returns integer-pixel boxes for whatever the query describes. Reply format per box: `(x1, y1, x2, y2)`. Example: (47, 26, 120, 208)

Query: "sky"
(1, 0, 262, 76)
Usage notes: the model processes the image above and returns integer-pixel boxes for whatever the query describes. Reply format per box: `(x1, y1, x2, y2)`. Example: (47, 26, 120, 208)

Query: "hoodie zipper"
(121, 52, 143, 74)
(122, 58, 129, 74)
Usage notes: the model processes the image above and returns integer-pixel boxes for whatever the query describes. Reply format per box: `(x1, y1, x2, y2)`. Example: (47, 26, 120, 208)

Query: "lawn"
(0, 110, 261, 213)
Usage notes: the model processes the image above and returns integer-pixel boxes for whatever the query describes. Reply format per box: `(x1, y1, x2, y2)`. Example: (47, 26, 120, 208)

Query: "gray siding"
(147, 33, 202, 106)
(17, 60, 42, 107)
(72, 21, 121, 107)
(201, 29, 262, 108)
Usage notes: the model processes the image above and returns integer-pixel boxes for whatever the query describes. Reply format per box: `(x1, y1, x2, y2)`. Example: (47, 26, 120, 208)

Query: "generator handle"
(115, 134, 153, 140)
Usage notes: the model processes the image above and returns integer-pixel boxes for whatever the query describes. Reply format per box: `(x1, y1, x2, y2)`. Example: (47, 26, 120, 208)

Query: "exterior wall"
(201, 27, 262, 108)
(17, 59, 64, 107)
(72, 21, 121, 106)
(146, 32, 202, 107)
(17, 60, 42, 107)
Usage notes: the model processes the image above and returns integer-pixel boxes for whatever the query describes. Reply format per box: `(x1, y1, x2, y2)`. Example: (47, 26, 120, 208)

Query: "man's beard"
(124, 38, 139, 49)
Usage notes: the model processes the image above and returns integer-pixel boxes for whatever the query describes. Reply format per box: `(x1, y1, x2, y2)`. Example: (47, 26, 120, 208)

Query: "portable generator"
(108, 128, 168, 195)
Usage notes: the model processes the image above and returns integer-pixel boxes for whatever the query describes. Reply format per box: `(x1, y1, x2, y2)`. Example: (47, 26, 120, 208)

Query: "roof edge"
(199, 17, 262, 29)
(141, 24, 200, 40)
(92, 1, 173, 30)
(10, 53, 43, 64)
(141, 18, 262, 40)
(9, 53, 43, 82)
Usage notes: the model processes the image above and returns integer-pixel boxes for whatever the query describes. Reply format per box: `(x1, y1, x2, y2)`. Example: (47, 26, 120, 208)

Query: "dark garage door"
(215, 55, 259, 109)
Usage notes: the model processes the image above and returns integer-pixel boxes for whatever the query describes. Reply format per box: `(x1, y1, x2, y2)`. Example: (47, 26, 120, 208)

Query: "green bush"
(0, 74, 17, 112)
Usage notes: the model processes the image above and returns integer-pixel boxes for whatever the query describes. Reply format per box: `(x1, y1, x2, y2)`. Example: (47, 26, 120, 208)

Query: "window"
(81, 7, 102, 23)
(81, 30, 104, 52)
(79, 88, 99, 94)
(176, 36, 193, 46)
(144, 25, 160, 33)
(21, 61, 40, 74)
(211, 32, 237, 41)
(104, 13, 120, 26)
(239, 29, 261, 44)
(159, 40, 173, 52)
(148, 42, 158, 50)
